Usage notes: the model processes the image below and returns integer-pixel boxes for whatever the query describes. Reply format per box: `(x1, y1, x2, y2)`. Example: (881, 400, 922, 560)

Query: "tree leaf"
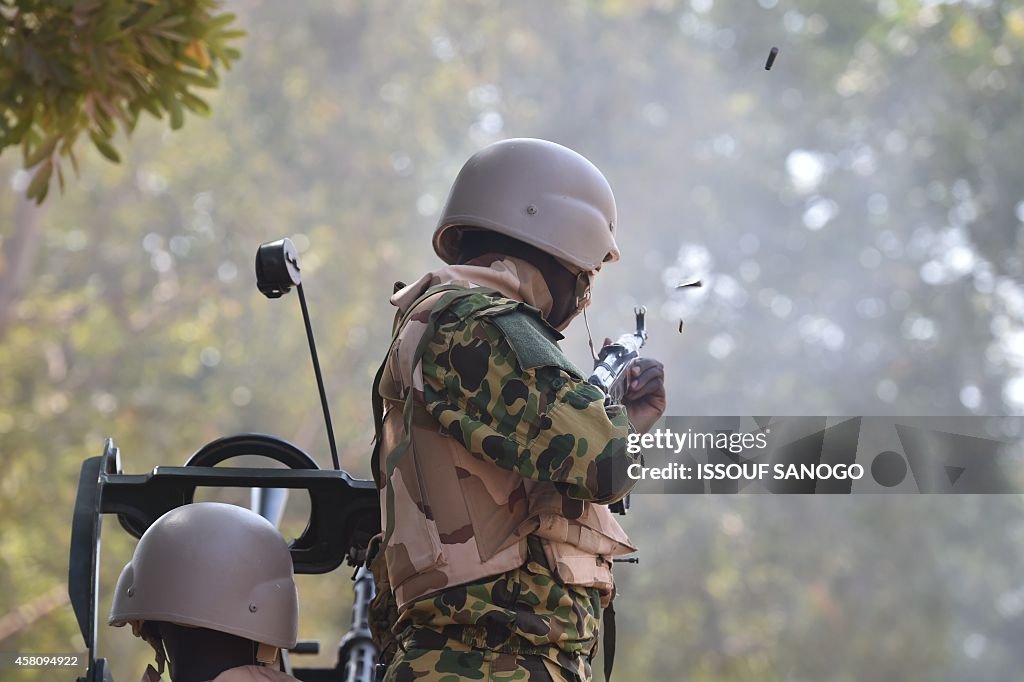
(9, 112, 34, 146)
(130, 4, 168, 31)
(168, 96, 184, 129)
(94, 107, 116, 138)
(26, 159, 53, 203)
(153, 30, 189, 43)
(94, 14, 121, 42)
(214, 30, 247, 41)
(152, 16, 187, 30)
(139, 34, 173, 64)
(180, 91, 210, 116)
(182, 40, 211, 69)
(23, 135, 59, 168)
(177, 68, 218, 88)
(67, 146, 80, 174)
(89, 130, 121, 163)
(205, 12, 238, 31)
(139, 95, 163, 118)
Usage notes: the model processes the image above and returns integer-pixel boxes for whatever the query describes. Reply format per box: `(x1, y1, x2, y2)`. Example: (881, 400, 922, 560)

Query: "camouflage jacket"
(372, 257, 639, 672)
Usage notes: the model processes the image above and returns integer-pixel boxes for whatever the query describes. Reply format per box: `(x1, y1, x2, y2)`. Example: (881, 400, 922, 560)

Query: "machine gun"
(587, 306, 648, 516)
(67, 237, 382, 682)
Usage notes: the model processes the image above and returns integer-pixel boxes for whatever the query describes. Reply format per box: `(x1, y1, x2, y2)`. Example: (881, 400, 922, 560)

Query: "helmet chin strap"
(256, 643, 279, 666)
(131, 621, 168, 676)
(571, 270, 600, 361)
(583, 307, 599, 362)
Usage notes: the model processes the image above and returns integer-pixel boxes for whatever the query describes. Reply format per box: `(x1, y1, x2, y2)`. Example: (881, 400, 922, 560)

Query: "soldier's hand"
(622, 357, 666, 434)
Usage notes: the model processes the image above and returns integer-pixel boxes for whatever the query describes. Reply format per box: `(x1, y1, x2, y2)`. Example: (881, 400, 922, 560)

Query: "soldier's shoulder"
(444, 288, 520, 320)
(479, 304, 585, 380)
(426, 289, 585, 379)
(401, 288, 510, 342)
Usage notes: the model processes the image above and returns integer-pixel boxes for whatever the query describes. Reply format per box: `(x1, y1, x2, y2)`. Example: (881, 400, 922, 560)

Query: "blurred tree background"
(2, 0, 1023, 680)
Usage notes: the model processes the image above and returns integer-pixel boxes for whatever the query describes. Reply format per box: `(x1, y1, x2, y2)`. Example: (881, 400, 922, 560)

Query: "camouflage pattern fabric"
(388, 540, 599, 681)
(367, 532, 400, 666)
(384, 645, 581, 682)
(420, 291, 636, 503)
(374, 258, 640, 682)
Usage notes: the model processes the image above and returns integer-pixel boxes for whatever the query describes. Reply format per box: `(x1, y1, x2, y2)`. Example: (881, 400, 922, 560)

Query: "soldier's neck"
(465, 252, 577, 329)
(158, 623, 257, 682)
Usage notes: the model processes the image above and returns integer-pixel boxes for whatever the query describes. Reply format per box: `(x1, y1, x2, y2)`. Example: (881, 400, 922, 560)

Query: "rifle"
(588, 306, 648, 406)
(338, 564, 377, 682)
(587, 306, 648, 515)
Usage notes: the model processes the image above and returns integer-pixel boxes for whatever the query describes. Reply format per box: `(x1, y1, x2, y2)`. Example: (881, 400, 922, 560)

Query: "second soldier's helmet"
(433, 138, 620, 273)
(109, 502, 298, 656)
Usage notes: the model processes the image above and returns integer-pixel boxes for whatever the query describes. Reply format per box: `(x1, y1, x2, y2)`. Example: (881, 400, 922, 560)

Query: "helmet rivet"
(526, 205, 537, 215)
(249, 603, 258, 613)
(127, 587, 134, 597)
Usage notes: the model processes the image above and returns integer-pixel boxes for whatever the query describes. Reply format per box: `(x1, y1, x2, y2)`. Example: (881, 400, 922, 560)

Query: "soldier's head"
(434, 138, 619, 330)
(109, 502, 298, 681)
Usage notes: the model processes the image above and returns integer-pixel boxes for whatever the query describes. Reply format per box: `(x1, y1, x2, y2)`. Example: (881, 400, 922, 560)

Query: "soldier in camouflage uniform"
(370, 138, 666, 681)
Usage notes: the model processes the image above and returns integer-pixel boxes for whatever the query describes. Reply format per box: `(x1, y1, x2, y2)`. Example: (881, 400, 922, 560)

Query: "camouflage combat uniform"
(371, 257, 639, 682)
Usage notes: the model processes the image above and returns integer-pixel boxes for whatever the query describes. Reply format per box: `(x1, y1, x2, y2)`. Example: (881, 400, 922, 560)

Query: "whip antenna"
(255, 237, 340, 470)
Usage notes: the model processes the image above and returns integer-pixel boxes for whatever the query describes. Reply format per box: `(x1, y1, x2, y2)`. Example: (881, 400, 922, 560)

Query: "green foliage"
(0, 0, 243, 203)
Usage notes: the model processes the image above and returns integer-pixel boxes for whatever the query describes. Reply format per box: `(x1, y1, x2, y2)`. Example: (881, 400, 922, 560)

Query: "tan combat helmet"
(109, 502, 298, 669)
(433, 138, 620, 274)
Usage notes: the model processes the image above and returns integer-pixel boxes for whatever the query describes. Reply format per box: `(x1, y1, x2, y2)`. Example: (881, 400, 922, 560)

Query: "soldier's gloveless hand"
(622, 357, 666, 433)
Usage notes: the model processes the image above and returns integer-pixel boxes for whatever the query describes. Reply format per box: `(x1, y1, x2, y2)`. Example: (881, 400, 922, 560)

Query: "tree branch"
(0, 193, 44, 339)
(0, 584, 69, 643)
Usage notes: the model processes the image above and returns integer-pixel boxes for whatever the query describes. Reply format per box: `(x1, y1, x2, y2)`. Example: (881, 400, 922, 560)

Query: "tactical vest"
(371, 285, 636, 610)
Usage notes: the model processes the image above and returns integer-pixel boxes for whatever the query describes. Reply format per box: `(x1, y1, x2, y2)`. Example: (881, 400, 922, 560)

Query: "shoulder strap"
(603, 601, 617, 682)
(370, 285, 502, 551)
(369, 283, 470, 486)
(487, 307, 585, 379)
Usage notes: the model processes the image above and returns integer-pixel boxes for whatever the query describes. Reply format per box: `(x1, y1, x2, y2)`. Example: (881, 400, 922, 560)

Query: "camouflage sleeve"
(420, 312, 639, 504)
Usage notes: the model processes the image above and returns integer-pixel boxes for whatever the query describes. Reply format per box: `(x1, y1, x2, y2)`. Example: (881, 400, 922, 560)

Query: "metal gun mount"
(68, 437, 380, 682)
(67, 236, 382, 681)
(587, 305, 648, 406)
